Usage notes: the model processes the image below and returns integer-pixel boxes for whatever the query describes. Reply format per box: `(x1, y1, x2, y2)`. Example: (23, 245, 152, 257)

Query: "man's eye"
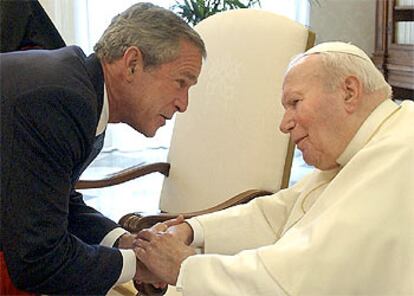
(176, 79, 186, 88)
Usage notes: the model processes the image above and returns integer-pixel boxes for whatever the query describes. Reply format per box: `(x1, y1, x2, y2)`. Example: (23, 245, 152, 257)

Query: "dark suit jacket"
(0, 0, 66, 52)
(0, 46, 123, 294)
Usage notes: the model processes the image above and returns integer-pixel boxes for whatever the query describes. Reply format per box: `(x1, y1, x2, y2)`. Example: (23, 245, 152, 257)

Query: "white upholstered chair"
(158, 8, 314, 214)
(82, 8, 315, 296)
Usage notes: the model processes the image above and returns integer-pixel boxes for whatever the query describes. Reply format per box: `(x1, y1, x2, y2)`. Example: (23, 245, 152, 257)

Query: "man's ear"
(123, 46, 144, 82)
(343, 75, 362, 114)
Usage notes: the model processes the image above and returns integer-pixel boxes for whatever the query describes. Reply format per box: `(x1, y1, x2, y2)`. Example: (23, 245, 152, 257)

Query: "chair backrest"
(159, 9, 314, 213)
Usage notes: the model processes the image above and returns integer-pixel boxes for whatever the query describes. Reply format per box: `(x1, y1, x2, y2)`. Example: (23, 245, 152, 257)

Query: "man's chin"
(144, 130, 156, 137)
(145, 126, 162, 138)
(302, 153, 315, 167)
(137, 123, 163, 137)
(137, 127, 156, 138)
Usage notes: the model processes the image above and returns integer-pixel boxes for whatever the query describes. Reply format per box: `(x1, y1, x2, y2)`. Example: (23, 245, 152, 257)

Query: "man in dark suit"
(0, 2, 206, 295)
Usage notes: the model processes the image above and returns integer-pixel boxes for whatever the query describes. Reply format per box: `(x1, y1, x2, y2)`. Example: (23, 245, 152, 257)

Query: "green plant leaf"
(173, 0, 324, 26)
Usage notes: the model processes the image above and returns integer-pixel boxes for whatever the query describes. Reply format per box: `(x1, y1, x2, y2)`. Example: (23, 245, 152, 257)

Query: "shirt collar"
(336, 99, 400, 167)
(96, 84, 109, 136)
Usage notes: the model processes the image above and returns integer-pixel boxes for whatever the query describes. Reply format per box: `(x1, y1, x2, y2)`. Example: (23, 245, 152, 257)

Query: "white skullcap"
(304, 41, 372, 63)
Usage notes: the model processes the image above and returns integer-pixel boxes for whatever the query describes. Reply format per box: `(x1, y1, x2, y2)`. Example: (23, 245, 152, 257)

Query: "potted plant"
(171, 0, 320, 26)
(171, 0, 261, 26)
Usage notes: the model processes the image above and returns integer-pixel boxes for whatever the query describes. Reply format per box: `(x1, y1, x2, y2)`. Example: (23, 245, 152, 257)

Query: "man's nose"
(176, 91, 189, 113)
(279, 111, 295, 134)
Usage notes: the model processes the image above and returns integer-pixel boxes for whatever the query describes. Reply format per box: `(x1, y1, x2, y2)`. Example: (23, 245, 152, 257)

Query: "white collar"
(96, 84, 109, 136)
(336, 99, 400, 167)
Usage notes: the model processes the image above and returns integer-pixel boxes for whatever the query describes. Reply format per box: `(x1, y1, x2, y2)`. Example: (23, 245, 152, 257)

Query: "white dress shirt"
(95, 86, 137, 285)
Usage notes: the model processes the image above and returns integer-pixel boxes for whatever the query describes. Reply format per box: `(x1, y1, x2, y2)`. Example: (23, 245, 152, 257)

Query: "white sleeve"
(186, 218, 204, 247)
(99, 227, 128, 247)
(193, 189, 300, 255)
(115, 249, 136, 284)
(100, 228, 136, 285)
(175, 249, 287, 296)
(174, 185, 304, 295)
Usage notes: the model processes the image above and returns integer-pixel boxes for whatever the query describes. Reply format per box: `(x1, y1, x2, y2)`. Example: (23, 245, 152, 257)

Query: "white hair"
(288, 51, 393, 99)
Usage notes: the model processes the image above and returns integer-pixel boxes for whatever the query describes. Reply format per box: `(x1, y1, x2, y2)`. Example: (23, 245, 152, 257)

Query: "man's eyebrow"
(281, 91, 298, 107)
(181, 71, 198, 84)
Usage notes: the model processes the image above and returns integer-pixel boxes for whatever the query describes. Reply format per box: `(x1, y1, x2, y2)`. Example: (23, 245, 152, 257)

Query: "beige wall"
(309, 0, 376, 56)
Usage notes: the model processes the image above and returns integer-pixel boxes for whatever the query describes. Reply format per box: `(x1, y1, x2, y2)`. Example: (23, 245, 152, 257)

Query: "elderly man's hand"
(135, 259, 167, 289)
(134, 228, 196, 285)
(150, 215, 185, 233)
(150, 215, 194, 245)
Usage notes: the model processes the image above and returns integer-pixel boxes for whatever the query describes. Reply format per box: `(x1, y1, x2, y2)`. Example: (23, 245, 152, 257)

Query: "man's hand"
(117, 233, 137, 249)
(150, 215, 184, 232)
(115, 233, 167, 288)
(166, 221, 194, 245)
(150, 215, 194, 245)
(134, 229, 196, 285)
(135, 259, 167, 289)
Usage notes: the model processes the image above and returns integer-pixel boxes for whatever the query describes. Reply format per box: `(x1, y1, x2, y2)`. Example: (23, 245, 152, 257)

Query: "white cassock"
(174, 99, 414, 296)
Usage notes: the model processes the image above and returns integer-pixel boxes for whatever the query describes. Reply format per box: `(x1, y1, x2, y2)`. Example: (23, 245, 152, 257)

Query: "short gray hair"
(288, 51, 392, 99)
(94, 2, 206, 67)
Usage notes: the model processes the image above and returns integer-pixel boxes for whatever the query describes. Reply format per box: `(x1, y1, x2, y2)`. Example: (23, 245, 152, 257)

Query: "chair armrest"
(75, 162, 170, 189)
(119, 189, 272, 233)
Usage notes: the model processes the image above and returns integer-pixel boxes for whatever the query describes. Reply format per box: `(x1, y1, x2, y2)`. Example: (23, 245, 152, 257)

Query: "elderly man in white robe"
(134, 41, 414, 295)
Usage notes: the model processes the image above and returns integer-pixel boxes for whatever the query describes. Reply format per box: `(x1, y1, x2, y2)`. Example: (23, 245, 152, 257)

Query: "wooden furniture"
(373, 0, 414, 100)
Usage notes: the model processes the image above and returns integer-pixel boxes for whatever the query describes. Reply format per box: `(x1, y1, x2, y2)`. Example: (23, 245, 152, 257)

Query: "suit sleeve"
(1, 87, 123, 294)
(68, 190, 120, 245)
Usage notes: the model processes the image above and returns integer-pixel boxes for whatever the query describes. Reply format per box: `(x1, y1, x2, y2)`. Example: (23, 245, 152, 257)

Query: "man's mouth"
(161, 115, 172, 120)
(294, 135, 308, 146)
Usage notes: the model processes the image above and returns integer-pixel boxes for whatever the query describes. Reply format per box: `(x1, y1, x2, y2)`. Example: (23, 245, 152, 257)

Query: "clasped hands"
(119, 216, 195, 289)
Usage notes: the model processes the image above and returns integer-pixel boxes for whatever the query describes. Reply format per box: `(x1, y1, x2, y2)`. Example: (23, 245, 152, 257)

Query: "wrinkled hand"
(116, 233, 167, 288)
(135, 259, 167, 289)
(150, 215, 194, 245)
(150, 215, 184, 232)
(134, 228, 196, 285)
(166, 222, 194, 245)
